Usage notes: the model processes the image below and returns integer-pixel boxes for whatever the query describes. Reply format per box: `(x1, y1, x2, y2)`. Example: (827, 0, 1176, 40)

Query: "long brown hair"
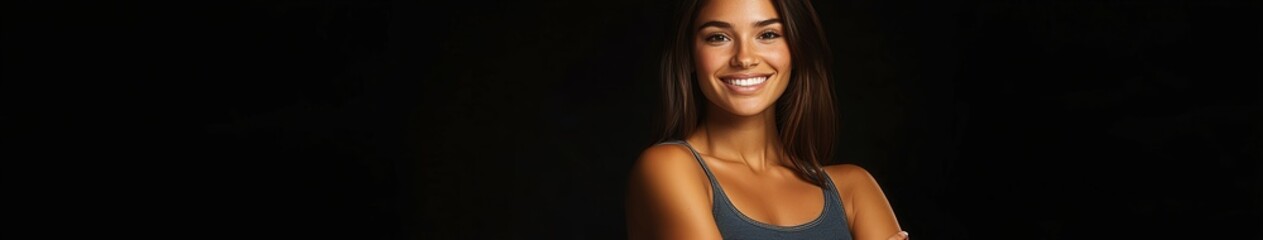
(656, 0, 837, 187)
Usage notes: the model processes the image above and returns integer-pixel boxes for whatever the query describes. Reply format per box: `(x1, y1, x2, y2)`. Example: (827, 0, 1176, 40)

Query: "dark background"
(5, 0, 1259, 239)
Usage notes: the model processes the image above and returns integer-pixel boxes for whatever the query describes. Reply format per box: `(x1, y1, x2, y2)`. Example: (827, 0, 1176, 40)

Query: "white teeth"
(726, 77, 767, 87)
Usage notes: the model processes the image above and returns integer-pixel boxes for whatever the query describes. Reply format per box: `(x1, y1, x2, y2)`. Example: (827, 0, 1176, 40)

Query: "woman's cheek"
(696, 48, 728, 74)
(764, 45, 791, 71)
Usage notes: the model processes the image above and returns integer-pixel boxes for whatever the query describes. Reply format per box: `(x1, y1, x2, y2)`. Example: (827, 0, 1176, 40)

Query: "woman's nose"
(730, 42, 760, 68)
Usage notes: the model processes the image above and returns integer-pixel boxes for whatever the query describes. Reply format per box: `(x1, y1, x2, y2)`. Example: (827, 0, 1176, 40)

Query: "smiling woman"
(626, 0, 908, 239)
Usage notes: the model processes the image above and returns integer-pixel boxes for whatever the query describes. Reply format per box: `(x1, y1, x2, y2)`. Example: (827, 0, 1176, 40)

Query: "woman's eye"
(758, 31, 782, 40)
(704, 34, 730, 43)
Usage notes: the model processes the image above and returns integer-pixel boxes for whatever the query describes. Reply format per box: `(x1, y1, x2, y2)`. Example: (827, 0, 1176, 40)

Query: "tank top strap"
(655, 140, 726, 196)
(818, 167, 847, 215)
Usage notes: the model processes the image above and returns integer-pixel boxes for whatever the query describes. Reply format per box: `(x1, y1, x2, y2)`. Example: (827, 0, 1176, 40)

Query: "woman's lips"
(720, 74, 771, 95)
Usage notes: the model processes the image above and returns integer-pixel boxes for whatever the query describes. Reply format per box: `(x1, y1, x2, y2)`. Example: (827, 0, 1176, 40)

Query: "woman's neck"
(689, 104, 785, 173)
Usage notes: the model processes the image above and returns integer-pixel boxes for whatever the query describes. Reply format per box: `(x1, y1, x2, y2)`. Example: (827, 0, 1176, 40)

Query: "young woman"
(626, 0, 908, 239)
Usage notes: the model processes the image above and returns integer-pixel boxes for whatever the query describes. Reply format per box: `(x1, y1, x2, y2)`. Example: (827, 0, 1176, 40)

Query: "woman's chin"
(720, 100, 775, 117)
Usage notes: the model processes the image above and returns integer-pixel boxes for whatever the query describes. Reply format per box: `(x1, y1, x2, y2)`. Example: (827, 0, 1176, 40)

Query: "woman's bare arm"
(625, 145, 723, 240)
(826, 164, 904, 240)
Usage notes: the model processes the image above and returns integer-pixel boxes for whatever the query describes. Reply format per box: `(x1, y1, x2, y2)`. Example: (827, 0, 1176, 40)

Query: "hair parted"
(657, 0, 838, 187)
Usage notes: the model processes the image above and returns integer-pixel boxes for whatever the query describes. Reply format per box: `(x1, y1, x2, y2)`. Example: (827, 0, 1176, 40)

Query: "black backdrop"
(5, 0, 1260, 239)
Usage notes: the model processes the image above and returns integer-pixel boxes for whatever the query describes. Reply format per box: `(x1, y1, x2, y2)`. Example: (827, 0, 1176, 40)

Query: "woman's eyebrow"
(755, 18, 782, 27)
(696, 18, 782, 31)
(696, 21, 732, 31)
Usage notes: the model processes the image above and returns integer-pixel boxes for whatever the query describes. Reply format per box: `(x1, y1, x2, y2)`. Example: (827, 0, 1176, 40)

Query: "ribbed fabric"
(659, 140, 853, 240)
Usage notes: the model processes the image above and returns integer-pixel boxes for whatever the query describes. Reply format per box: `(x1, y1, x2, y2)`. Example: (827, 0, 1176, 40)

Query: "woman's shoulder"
(626, 143, 722, 239)
(821, 164, 882, 196)
(631, 143, 704, 178)
(821, 163, 894, 232)
(627, 142, 712, 211)
(818, 164, 868, 183)
(821, 164, 903, 237)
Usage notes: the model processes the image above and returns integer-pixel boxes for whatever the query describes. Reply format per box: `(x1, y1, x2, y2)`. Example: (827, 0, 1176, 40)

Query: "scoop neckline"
(714, 176, 830, 231)
(677, 140, 831, 231)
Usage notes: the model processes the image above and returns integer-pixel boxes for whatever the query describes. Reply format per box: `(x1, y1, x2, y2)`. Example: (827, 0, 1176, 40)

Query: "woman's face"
(693, 0, 791, 117)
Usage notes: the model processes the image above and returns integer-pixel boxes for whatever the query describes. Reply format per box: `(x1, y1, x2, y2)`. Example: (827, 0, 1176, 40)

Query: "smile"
(723, 76, 768, 87)
(719, 73, 773, 95)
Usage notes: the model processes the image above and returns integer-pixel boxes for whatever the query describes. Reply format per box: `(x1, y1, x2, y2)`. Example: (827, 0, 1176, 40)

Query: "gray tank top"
(660, 140, 854, 240)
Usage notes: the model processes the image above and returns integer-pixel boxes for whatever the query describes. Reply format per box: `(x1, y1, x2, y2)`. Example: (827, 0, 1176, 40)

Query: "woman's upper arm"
(626, 145, 722, 240)
(828, 164, 903, 240)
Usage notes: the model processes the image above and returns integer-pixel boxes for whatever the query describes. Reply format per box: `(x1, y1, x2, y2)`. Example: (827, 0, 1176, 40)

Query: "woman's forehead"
(694, 0, 780, 28)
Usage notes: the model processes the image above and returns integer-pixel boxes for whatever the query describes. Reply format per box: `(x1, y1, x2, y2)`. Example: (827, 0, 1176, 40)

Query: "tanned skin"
(627, 1, 907, 239)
